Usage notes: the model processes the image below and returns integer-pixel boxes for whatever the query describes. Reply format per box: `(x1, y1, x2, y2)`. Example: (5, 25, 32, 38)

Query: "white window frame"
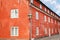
(51, 12, 52, 15)
(55, 20, 56, 24)
(44, 15, 47, 22)
(11, 26, 19, 36)
(36, 11, 39, 20)
(51, 19, 53, 23)
(36, 27, 39, 35)
(53, 14, 54, 16)
(11, 9, 19, 18)
(48, 10, 49, 13)
(40, 4, 42, 9)
(45, 8, 47, 12)
(48, 17, 50, 22)
(44, 28, 47, 34)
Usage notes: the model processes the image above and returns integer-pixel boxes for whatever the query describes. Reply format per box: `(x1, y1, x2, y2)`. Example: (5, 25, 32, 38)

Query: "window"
(36, 27, 39, 35)
(40, 4, 42, 9)
(49, 28, 51, 37)
(11, 26, 19, 36)
(11, 9, 19, 18)
(48, 10, 49, 13)
(48, 17, 50, 22)
(45, 8, 46, 11)
(44, 16, 46, 22)
(53, 14, 54, 16)
(44, 28, 47, 34)
(36, 11, 39, 20)
(51, 19, 53, 23)
(30, 0, 33, 3)
(51, 12, 52, 15)
(55, 20, 56, 24)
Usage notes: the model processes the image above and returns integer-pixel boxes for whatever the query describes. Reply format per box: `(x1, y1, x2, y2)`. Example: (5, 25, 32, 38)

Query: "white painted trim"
(40, 4, 42, 9)
(36, 11, 39, 20)
(45, 8, 47, 11)
(10, 26, 19, 36)
(44, 15, 47, 22)
(44, 28, 47, 34)
(30, 4, 60, 20)
(48, 17, 50, 23)
(48, 10, 49, 13)
(11, 9, 19, 18)
(36, 27, 39, 35)
(29, 4, 51, 17)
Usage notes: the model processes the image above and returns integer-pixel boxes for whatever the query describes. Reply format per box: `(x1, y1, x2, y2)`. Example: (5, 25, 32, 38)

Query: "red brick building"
(0, 0, 60, 40)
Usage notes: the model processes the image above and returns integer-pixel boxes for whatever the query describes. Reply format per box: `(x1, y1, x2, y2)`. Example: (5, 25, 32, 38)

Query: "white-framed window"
(49, 28, 51, 37)
(44, 28, 47, 34)
(51, 12, 52, 15)
(48, 10, 49, 13)
(11, 9, 19, 18)
(44, 15, 47, 22)
(45, 8, 47, 12)
(51, 19, 53, 23)
(55, 20, 56, 24)
(30, 0, 33, 3)
(51, 12, 53, 15)
(36, 27, 39, 35)
(11, 26, 19, 36)
(36, 11, 39, 20)
(48, 17, 50, 22)
(40, 4, 42, 9)
(53, 14, 54, 16)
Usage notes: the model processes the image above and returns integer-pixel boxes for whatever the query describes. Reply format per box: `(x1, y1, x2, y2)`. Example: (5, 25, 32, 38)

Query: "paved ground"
(36, 34, 60, 40)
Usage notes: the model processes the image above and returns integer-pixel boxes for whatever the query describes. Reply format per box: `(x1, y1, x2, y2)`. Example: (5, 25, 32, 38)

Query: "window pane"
(48, 10, 49, 13)
(44, 28, 47, 34)
(36, 11, 39, 20)
(11, 9, 19, 18)
(45, 8, 46, 11)
(15, 28, 18, 36)
(36, 27, 39, 35)
(11, 28, 14, 36)
(40, 4, 42, 9)
(11, 27, 19, 36)
(44, 16, 46, 22)
(48, 17, 50, 22)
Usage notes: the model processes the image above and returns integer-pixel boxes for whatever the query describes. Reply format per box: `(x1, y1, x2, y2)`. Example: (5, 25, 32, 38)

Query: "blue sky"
(40, 0, 60, 16)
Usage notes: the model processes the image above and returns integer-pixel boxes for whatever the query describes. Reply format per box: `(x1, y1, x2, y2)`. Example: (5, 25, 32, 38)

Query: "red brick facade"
(29, 0, 60, 40)
(0, 0, 60, 40)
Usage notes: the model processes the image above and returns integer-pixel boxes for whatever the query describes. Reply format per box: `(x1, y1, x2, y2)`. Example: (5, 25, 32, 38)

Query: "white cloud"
(51, 1, 56, 4)
(56, 4, 60, 10)
(41, 0, 57, 5)
(41, 0, 60, 16)
(55, 4, 60, 15)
